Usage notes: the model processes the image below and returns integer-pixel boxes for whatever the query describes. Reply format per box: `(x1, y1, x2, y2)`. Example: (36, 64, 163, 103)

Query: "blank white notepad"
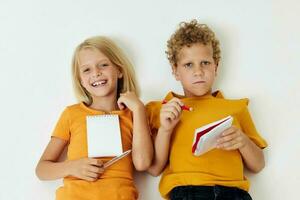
(86, 115, 123, 157)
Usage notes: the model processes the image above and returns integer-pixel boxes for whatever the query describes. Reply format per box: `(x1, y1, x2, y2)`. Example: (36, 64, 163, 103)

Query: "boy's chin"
(184, 88, 211, 97)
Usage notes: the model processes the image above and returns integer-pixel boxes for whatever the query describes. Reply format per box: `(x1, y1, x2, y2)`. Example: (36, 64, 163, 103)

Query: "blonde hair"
(166, 19, 221, 66)
(71, 36, 139, 105)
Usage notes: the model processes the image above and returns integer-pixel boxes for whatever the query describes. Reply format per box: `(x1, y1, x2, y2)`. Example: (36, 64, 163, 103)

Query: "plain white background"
(0, 0, 299, 199)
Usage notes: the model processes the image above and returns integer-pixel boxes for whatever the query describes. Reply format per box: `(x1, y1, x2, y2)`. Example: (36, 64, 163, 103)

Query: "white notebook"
(86, 114, 123, 157)
(192, 116, 233, 156)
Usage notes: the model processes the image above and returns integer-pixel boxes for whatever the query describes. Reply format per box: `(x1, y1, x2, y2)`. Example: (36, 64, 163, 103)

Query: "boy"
(146, 20, 267, 200)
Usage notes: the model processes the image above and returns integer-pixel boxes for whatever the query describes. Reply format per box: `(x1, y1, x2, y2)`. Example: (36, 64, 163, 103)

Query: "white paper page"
(193, 116, 233, 156)
(87, 115, 123, 157)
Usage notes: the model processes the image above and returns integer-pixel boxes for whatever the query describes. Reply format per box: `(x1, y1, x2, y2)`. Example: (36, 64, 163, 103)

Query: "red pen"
(162, 100, 193, 111)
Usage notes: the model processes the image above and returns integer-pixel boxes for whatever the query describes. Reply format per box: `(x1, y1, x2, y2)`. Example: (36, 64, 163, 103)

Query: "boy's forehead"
(177, 43, 214, 60)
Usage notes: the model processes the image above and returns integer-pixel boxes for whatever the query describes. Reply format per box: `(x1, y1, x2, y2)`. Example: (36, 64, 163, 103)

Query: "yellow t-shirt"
(146, 91, 267, 199)
(52, 102, 138, 200)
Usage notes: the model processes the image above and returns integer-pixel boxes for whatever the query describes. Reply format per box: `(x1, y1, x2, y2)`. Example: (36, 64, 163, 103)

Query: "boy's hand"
(216, 126, 250, 151)
(160, 98, 183, 133)
(117, 91, 144, 113)
(67, 158, 104, 181)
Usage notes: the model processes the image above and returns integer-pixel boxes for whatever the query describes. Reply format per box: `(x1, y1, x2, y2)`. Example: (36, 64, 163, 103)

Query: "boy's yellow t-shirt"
(52, 102, 138, 200)
(146, 91, 267, 199)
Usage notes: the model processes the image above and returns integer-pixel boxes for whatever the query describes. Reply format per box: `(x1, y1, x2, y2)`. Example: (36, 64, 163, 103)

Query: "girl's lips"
(91, 80, 107, 87)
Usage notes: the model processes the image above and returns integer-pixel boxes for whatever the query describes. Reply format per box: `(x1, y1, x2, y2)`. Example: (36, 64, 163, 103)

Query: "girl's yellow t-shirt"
(146, 91, 267, 199)
(52, 102, 138, 200)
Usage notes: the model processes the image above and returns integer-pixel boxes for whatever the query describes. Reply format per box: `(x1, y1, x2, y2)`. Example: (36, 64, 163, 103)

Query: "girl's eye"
(83, 68, 90, 73)
(184, 63, 193, 68)
(99, 63, 109, 68)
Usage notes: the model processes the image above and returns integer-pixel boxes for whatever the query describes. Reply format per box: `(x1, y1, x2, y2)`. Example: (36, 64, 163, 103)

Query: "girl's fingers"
(89, 165, 104, 174)
(89, 159, 103, 167)
(86, 171, 100, 179)
(117, 98, 126, 110)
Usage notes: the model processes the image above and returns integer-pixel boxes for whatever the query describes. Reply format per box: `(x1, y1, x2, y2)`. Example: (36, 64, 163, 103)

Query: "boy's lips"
(193, 80, 206, 84)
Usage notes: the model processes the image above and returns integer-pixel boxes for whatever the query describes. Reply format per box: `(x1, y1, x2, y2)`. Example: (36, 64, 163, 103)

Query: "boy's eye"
(201, 61, 211, 66)
(184, 63, 193, 68)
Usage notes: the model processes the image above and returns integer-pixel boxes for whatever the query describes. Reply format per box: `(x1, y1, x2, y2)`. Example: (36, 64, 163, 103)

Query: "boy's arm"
(147, 98, 183, 176)
(239, 136, 265, 173)
(147, 127, 172, 176)
(217, 126, 265, 173)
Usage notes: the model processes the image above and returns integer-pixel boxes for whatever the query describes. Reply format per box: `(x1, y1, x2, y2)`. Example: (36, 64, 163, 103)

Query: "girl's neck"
(89, 95, 118, 113)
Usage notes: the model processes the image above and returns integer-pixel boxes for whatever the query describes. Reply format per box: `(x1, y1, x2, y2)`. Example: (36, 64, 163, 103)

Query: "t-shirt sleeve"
(51, 108, 71, 141)
(145, 101, 161, 137)
(239, 104, 267, 148)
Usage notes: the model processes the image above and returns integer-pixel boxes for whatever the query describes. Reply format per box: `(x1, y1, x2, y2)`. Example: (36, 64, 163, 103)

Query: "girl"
(36, 36, 153, 200)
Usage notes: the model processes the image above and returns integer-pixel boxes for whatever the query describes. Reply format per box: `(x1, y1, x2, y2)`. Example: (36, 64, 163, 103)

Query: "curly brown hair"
(166, 19, 221, 66)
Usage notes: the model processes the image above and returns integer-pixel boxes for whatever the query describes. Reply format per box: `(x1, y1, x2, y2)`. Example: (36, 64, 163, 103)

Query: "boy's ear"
(214, 63, 218, 76)
(172, 65, 180, 80)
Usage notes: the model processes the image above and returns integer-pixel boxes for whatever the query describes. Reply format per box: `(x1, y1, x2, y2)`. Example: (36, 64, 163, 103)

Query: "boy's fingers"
(221, 126, 236, 136)
(169, 97, 184, 106)
(165, 111, 177, 120)
(163, 105, 180, 117)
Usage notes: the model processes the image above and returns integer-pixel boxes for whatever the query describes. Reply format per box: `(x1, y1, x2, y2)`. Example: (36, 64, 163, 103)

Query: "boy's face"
(173, 43, 217, 97)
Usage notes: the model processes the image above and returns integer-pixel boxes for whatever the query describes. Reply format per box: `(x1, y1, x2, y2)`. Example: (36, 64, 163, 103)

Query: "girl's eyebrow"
(79, 59, 110, 68)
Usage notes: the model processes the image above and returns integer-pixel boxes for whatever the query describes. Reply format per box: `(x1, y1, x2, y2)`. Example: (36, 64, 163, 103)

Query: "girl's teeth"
(92, 80, 106, 86)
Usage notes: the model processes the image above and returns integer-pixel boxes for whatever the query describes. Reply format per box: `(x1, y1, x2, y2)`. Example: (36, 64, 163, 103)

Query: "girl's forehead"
(78, 48, 109, 65)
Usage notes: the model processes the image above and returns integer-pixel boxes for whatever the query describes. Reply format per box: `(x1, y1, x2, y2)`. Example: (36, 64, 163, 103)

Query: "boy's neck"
(183, 90, 212, 98)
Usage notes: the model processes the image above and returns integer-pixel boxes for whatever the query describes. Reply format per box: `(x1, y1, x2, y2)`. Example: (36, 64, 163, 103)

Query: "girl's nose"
(92, 68, 102, 77)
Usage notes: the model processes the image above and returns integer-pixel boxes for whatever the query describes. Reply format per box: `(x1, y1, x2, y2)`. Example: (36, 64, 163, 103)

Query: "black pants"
(170, 185, 252, 200)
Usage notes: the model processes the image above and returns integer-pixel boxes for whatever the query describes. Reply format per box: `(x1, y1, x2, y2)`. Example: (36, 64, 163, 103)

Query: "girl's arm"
(36, 137, 104, 181)
(147, 98, 183, 176)
(217, 126, 265, 173)
(117, 92, 153, 171)
(131, 105, 153, 171)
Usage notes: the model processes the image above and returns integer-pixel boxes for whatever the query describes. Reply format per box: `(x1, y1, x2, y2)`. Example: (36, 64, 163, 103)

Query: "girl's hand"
(216, 126, 250, 151)
(160, 98, 183, 133)
(68, 158, 104, 181)
(117, 91, 143, 112)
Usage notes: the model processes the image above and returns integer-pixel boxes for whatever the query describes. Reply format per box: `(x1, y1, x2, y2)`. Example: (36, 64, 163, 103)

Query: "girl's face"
(173, 43, 217, 97)
(78, 48, 123, 100)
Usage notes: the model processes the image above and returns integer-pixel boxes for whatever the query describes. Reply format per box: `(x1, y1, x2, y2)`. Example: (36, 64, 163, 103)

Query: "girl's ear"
(118, 71, 123, 79)
(172, 65, 180, 81)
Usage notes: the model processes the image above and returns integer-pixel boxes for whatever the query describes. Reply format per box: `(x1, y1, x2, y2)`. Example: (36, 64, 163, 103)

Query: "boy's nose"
(193, 66, 204, 76)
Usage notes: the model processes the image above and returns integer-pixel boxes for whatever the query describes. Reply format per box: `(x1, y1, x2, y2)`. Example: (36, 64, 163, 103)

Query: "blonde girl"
(36, 36, 153, 200)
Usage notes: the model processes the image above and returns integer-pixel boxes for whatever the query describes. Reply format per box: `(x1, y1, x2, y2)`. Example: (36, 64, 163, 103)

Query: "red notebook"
(192, 116, 233, 156)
